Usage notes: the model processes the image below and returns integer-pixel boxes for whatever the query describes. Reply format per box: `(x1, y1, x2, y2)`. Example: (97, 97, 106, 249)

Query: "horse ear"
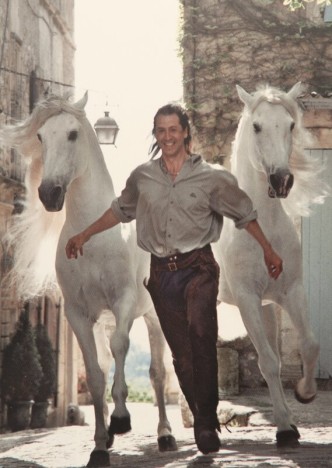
(287, 82, 305, 100)
(74, 91, 88, 110)
(236, 85, 254, 107)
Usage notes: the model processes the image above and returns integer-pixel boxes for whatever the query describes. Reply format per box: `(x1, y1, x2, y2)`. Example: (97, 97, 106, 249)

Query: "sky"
(75, 0, 183, 351)
(75, 0, 183, 193)
(74, 1, 247, 352)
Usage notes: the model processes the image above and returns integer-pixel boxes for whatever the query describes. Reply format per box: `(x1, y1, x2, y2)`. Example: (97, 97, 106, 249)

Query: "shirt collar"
(159, 153, 202, 174)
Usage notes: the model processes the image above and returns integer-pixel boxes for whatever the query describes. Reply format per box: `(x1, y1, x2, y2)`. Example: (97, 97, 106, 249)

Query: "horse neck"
(65, 130, 116, 227)
(230, 115, 258, 193)
(231, 115, 283, 218)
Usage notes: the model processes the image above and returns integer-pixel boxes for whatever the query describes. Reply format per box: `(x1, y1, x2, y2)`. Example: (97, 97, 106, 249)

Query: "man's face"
(154, 114, 188, 158)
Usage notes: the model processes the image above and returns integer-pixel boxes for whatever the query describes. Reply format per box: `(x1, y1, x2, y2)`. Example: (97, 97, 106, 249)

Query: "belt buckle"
(168, 262, 177, 272)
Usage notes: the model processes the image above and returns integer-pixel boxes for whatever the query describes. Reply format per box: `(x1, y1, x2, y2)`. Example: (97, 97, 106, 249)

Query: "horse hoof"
(158, 434, 178, 452)
(276, 425, 300, 449)
(108, 415, 131, 436)
(294, 388, 316, 404)
(86, 450, 110, 467)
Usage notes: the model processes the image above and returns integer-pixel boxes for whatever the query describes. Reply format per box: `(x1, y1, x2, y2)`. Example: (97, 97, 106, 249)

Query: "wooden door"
(302, 149, 332, 378)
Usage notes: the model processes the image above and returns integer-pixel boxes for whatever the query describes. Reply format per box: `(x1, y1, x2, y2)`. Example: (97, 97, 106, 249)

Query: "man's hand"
(245, 220, 283, 280)
(264, 248, 283, 280)
(65, 233, 88, 259)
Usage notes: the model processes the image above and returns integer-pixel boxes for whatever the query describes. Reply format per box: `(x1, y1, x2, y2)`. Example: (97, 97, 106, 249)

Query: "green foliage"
(33, 323, 56, 402)
(283, 0, 331, 11)
(1, 309, 43, 401)
(106, 342, 154, 403)
(107, 381, 153, 403)
(127, 383, 153, 403)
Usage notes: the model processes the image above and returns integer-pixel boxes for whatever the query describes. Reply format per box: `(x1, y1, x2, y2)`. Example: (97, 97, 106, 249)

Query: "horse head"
(36, 93, 91, 212)
(236, 82, 304, 199)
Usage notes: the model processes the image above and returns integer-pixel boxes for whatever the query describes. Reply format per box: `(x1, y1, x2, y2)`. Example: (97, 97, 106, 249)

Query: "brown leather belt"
(151, 245, 211, 272)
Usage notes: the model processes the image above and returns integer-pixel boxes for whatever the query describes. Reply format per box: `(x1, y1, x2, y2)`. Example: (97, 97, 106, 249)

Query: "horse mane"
(1, 95, 86, 299)
(240, 85, 330, 217)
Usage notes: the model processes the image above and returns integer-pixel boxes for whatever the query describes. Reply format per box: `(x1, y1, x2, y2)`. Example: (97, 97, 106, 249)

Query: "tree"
(284, 0, 331, 11)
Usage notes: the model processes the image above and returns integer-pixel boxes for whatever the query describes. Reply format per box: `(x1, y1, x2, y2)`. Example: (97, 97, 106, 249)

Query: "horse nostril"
(269, 172, 294, 198)
(50, 185, 63, 202)
(287, 174, 294, 191)
(38, 183, 65, 211)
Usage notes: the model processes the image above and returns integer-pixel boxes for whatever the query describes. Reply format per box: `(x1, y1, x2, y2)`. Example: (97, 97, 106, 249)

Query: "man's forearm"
(245, 220, 273, 254)
(82, 207, 120, 242)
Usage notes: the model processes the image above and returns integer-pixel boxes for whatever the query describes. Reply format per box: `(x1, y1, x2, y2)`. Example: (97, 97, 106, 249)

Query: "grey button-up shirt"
(111, 154, 257, 257)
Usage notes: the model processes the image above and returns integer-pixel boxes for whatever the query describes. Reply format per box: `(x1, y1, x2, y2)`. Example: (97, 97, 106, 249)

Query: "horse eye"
(290, 122, 295, 131)
(37, 133, 42, 142)
(68, 130, 78, 141)
(253, 123, 261, 133)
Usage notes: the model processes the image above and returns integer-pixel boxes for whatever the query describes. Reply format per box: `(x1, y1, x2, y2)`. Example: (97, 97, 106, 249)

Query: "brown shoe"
(195, 428, 221, 454)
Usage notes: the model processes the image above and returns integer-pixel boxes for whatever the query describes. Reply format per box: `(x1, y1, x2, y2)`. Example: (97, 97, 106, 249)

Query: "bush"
(1, 309, 42, 402)
(33, 323, 56, 402)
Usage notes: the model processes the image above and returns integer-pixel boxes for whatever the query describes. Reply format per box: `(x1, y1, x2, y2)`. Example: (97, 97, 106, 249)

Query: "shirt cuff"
(235, 210, 257, 229)
(110, 198, 134, 223)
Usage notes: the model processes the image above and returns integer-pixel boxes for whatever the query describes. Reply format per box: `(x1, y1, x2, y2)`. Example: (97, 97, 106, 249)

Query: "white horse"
(214, 82, 329, 447)
(0, 93, 177, 467)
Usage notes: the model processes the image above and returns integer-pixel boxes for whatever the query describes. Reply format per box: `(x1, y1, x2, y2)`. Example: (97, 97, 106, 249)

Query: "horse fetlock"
(157, 421, 172, 437)
(295, 378, 317, 404)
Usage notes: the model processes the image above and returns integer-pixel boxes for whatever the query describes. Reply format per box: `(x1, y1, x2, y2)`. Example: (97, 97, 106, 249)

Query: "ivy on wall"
(180, 0, 332, 161)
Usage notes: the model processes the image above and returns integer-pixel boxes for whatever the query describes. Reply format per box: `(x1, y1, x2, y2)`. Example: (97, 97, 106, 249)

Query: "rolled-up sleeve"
(111, 170, 138, 223)
(210, 169, 257, 229)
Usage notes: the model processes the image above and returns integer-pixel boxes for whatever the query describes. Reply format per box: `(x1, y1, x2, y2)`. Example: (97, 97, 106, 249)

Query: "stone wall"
(0, 0, 76, 430)
(181, 0, 332, 163)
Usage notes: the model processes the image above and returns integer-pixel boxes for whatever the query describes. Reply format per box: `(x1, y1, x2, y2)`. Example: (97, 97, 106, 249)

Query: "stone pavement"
(0, 389, 331, 468)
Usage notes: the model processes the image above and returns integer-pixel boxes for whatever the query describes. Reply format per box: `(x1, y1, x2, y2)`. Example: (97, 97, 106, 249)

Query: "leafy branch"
(284, 0, 331, 11)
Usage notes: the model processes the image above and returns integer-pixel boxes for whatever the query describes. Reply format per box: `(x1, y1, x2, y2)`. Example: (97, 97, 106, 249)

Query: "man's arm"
(65, 207, 120, 259)
(245, 219, 283, 279)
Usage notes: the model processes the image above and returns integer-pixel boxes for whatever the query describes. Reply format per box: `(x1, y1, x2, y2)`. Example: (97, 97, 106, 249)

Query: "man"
(66, 103, 282, 454)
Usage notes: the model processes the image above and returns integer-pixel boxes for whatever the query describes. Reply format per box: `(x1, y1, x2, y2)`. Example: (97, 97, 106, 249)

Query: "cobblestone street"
(0, 389, 331, 468)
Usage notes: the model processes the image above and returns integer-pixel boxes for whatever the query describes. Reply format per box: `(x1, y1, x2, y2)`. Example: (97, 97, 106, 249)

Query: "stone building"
(180, 0, 332, 388)
(0, 0, 76, 429)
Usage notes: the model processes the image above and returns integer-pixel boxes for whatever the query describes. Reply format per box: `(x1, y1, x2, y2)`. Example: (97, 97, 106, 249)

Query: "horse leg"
(143, 311, 177, 451)
(237, 295, 300, 448)
(281, 283, 319, 403)
(93, 319, 113, 440)
(65, 307, 111, 468)
(261, 303, 279, 357)
(107, 296, 134, 440)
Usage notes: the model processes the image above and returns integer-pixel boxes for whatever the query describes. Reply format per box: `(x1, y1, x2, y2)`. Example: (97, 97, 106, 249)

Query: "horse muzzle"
(268, 171, 294, 198)
(38, 182, 66, 211)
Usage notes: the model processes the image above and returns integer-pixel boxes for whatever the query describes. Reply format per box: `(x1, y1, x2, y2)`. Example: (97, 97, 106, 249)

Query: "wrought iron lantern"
(94, 111, 119, 145)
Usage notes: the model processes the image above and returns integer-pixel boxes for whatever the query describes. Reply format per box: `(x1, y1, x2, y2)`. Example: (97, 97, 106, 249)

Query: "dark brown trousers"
(145, 244, 220, 430)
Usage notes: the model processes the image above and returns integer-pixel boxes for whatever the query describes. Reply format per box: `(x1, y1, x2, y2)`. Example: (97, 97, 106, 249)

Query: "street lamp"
(94, 110, 119, 145)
